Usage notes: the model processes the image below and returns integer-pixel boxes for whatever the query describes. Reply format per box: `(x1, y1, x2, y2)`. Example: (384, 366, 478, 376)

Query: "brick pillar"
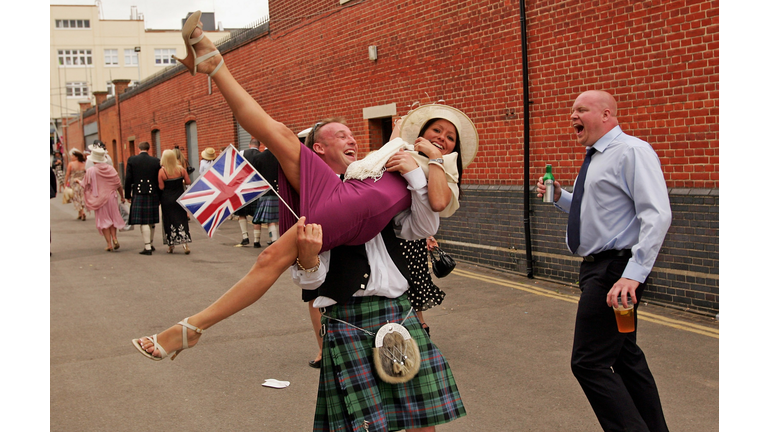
(78, 100, 92, 112)
(112, 79, 132, 95)
(93, 91, 109, 106)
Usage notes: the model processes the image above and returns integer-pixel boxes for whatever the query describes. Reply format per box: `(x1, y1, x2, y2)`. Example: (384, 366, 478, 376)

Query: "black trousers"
(571, 256, 669, 432)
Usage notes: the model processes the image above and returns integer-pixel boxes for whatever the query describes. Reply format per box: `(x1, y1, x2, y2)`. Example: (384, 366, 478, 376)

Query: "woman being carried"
(132, 11, 477, 361)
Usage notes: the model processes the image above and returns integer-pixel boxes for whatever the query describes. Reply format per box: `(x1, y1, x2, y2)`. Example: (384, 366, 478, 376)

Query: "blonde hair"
(161, 149, 182, 178)
(173, 148, 188, 168)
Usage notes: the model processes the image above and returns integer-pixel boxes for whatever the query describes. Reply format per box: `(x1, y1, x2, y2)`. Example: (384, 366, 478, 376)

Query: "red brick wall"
(96, 104, 122, 168)
(525, 0, 719, 188)
(64, 116, 86, 155)
(92, 0, 718, 189)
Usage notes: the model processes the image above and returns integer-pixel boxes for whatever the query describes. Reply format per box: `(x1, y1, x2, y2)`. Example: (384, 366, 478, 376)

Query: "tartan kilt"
(251, 195, 279, 224)
(314, 295, 466, 432)
(128, 194, 160, 225)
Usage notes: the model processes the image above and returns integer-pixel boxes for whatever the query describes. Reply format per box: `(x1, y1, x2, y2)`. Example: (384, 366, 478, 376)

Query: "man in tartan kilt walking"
(124, 142, 161, 255)
(293, 119, 466, 432)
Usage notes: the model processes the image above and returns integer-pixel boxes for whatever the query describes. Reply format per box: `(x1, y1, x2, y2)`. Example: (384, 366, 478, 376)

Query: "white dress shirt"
(554, 126, 672, 283)
(293, 167, 439, 307)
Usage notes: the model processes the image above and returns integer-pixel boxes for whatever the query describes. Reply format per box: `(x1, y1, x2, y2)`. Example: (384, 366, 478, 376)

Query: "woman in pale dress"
(79, 148, 126, 251)
(64, 148, 88, 221)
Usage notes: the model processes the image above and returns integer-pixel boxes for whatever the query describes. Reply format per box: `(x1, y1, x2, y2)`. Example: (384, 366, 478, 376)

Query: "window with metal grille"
(55, 19, 91, 29)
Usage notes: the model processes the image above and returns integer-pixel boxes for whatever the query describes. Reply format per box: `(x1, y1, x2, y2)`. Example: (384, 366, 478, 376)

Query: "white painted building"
(50, 4, 230, 131)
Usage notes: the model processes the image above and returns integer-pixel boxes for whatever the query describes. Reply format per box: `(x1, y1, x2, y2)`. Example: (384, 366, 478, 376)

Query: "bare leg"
(103, 230, 112, 251)
(136, 221, 301, 358)
(180, 22, 302, 193)
(416, 310, 426, 327)
(309, 303, 323, 363)
(109, 227, 119, 249)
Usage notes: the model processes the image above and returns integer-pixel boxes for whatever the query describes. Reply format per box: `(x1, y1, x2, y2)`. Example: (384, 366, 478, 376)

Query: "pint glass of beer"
(613, 301, 636, 333)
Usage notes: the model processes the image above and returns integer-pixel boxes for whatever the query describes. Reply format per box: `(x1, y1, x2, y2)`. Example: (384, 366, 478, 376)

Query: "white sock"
(253, 225, 261, 243)
(140, 225, 152, 249)
(268, 224, 279, 243)
(239, 219, 249, 238)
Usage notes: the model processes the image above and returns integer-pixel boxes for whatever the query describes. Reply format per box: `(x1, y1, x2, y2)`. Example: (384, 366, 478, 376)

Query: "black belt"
(583, 249, 632, 262)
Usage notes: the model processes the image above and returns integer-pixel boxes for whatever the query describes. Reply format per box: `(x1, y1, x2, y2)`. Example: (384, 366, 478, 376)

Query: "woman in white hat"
(199, 147, 216, 175)
(64, 148, 88, 221)
(387, 104, 478, 334)
(79, 147, 126, 251)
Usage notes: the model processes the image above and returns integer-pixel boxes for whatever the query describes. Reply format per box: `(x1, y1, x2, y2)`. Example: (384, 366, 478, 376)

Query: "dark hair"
(71, 150, 85, 163)
(418, 118, 464, 186)
(305, 117, 346, 153)
(138, 141, 150, 151)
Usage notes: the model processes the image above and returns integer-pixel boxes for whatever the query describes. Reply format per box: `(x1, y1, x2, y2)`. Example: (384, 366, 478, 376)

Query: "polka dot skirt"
(403, 238, 446, 312)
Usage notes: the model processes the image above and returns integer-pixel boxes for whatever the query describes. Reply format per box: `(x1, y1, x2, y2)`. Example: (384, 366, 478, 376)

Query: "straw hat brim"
(201, 148, 216, 161)
(399, 104, 478, 169)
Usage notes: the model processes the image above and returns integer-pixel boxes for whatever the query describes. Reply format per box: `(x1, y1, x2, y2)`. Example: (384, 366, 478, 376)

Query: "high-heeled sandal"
(131, 318, 204, 361)
(112, 239, 120, 250)
(167, 245, 174, 254)
(183, 244, 190, 255)
(173, 10, 224, 77)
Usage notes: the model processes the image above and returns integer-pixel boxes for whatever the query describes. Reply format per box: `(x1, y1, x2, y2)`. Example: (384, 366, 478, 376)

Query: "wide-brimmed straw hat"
(399, 104, 479, 169)
(91, 147, 107, 163)
(201, 148, 216, 161)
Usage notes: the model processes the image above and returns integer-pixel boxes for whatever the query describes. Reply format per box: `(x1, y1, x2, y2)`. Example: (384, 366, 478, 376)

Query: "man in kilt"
(292, 119, 466, 432)
(124, 142, 161, 255)
(249, 141, 280, 248)
(234, 138, 262, 247)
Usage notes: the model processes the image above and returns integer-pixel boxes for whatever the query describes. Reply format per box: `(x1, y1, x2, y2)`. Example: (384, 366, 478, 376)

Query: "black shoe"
(239, 238, 249, 246)
(422, 324, 430, 337)
(139, 249, 152, 256)
(253, 242, 262, 248)
(308, 359, 322, 369)
(151, 246, 156, 251)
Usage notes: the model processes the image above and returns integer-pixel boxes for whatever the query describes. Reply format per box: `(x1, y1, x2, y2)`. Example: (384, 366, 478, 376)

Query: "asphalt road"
(49, 198, 719, 431)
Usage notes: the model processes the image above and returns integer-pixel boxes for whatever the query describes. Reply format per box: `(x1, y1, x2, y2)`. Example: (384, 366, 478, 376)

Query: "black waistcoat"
(302, 221, 412, 305)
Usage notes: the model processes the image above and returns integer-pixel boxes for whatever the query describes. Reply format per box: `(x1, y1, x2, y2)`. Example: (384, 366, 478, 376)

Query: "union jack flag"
(178, 145, 272, 237)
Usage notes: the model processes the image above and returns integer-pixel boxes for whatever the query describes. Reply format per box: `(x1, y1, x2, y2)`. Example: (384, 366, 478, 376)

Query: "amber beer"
(613, 303, 635, 333)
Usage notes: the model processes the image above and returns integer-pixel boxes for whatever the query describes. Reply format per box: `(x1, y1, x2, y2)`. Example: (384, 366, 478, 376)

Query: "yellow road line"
(451, 268, 719, 339)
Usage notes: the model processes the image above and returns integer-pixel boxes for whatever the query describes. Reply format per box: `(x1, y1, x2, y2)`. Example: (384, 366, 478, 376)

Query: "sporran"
(372, 322, 421, 384)
(322, 307, 421, 384)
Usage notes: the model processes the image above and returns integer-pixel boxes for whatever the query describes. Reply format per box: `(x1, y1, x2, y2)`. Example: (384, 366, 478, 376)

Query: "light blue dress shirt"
(555, 126, 672, 283)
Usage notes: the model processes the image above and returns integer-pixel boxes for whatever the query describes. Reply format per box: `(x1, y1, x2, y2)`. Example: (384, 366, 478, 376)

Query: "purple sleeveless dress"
(278, 145, 412, 253)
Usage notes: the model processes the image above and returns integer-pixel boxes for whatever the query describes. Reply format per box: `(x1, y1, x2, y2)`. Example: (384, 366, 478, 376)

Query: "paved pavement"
(49, 198, 719, 431)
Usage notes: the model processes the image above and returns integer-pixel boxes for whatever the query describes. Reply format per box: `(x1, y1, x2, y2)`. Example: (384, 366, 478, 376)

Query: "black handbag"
(429, 246, 456, 278)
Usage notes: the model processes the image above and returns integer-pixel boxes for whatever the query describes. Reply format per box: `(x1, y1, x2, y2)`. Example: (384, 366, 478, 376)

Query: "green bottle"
(543, 164, 555, 203)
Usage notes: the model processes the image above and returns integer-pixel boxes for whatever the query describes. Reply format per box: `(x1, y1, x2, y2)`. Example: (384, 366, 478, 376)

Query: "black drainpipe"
(520, 0, 534, 278)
